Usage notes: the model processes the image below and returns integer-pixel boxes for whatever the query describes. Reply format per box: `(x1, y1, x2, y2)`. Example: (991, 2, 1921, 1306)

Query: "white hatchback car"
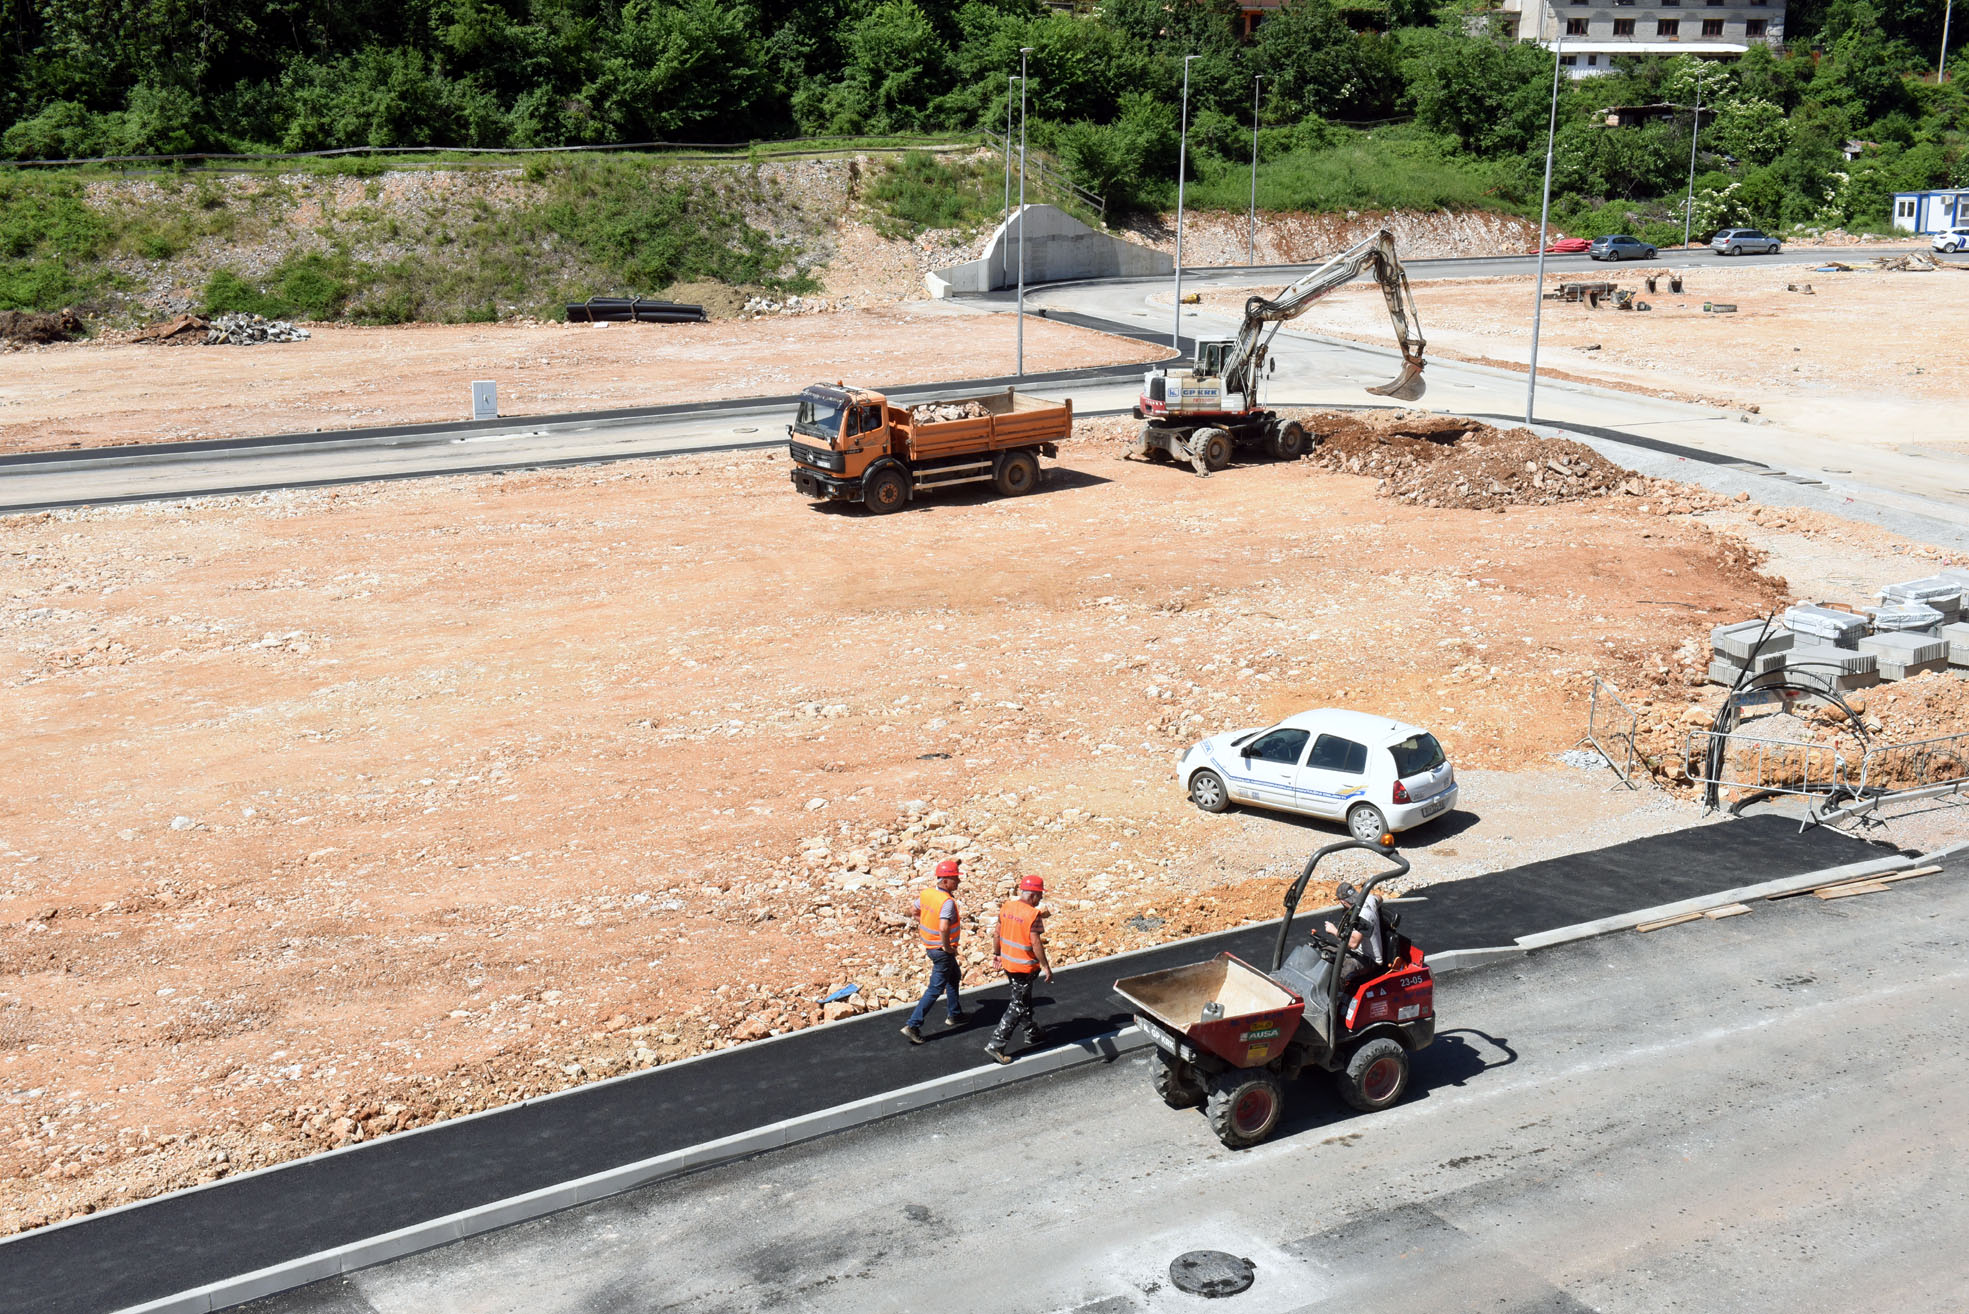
(1178, 709, 1458, 842)
(1934, 226, 1969, 254)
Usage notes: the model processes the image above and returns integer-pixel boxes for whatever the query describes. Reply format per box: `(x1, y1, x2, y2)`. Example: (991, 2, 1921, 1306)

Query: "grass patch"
(866, 152, 1005, 237)
(1186, 126, 1531, 215)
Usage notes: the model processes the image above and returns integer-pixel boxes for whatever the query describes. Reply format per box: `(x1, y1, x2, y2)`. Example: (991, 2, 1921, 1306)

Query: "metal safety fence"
(983, 128, 1107, 224)
(1685, 726, 1969, 829)
(1584, 676, 1643, 787)
(1684, 729, 1856, 807)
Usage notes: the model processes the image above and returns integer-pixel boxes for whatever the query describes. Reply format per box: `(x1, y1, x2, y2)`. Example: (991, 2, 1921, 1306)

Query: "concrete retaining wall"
(927, 204, 1170, 297)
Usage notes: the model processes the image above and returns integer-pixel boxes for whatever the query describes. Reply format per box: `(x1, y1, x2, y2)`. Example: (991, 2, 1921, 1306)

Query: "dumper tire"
(1151, 1051, 1207, 1109)
(1270, 420, 1308, 461)
(1206, 1070, 1285, 1149)
(864, 467, 909, 515)
(995, 450, 1040, 496)
(1338, 1037, 1409, 1113)
(1191, 428, 1234, 473)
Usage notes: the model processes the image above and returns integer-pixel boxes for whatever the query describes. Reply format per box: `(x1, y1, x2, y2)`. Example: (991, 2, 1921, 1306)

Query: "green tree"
(1713, 97, 1790, 167)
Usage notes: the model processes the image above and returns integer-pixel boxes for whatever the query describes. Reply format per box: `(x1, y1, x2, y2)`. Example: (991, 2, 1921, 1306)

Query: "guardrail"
(983, 128, 1107, 224)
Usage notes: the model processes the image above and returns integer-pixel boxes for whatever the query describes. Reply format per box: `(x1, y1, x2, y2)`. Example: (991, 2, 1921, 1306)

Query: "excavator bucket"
(1365, 360, 1426, 402)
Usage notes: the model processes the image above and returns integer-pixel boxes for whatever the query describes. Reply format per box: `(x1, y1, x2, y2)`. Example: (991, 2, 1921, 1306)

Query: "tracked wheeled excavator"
(1131, 228, 1428, 475)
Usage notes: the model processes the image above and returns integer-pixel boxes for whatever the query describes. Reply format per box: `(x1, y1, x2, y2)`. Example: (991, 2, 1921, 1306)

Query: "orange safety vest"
(996, 899, 1043, 973)
(918, 887, 959, 950)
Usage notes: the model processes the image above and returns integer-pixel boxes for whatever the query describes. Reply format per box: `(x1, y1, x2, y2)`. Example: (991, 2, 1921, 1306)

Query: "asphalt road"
(4, 244, 1956, 516)
(242, 863, 1969, 1314)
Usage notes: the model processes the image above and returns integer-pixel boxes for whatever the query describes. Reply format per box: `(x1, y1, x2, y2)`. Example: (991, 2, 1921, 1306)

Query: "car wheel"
(1729, 245, 1743, 256)
(1346, 803, 1388, 844)
(1190, 769, 1230, 814)
(1644, 247, 1656, 259)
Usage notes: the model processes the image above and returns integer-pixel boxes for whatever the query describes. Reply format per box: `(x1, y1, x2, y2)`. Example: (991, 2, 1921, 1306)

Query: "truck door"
(1234, 727, 1310, 808)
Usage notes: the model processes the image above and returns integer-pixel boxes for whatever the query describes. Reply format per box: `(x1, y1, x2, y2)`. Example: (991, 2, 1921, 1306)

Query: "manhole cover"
(1169, 1250, 1255, 1298)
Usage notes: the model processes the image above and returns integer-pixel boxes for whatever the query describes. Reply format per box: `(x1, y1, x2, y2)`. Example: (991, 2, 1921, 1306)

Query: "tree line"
(0, 0, 1963, 234)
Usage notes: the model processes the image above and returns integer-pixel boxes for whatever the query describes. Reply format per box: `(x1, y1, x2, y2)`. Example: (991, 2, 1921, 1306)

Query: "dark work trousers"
(988, 970, 1045, 1051)
(907, 949, 963, 1028)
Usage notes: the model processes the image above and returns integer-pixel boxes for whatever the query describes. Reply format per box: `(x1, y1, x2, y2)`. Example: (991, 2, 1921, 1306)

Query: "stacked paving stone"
(205, 312, 311, 345)
(1707, 619, 1792, 687)
(1706, 574, 1969, 690)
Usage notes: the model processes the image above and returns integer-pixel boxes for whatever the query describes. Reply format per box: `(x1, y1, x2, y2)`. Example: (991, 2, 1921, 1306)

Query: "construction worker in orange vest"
(984, 875, 1052, 1064)
(901, 857, 966, 1045)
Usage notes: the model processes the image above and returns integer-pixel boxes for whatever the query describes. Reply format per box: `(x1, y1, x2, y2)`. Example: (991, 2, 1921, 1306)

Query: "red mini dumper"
(1114, 838, 1435, 1149)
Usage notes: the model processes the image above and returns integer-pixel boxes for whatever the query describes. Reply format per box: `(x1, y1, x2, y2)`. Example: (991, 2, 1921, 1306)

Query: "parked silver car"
(1711, 227, 1781, 256)
(1589, 234, 1657, 261)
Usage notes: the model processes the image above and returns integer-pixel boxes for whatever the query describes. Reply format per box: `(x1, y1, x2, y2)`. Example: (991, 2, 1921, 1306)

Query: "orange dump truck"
(786, 383, 1072, 514)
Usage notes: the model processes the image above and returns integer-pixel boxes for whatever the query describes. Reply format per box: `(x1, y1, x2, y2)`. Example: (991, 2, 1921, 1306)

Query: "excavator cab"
(1193, 338, 1234, 379)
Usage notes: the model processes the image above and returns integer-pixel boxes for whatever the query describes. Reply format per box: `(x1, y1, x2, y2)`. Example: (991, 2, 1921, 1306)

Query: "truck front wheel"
(864, 468, 909, 514)
(995, 450, 1040, 496)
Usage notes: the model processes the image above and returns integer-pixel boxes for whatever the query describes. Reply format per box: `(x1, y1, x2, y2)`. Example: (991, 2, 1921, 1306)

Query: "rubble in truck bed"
(910, 400, 991, 423)
(1304, 410, 1644, 510)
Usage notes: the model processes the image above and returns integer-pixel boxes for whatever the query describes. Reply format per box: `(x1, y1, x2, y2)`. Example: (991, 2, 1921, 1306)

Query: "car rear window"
(1388, 733, 1445, 777)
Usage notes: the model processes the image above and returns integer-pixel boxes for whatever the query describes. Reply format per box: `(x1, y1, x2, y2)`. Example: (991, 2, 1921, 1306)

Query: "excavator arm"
(1222, 228, 1427, 403)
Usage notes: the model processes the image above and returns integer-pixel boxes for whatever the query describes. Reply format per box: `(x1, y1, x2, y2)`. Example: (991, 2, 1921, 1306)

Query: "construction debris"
(0, 308, 84, 345)
(205, 312, 311, 345)
(1307, 412, 1645, 511)
(909, 400, 990, 423)
(131, 314, 210, 345)
(1870, 254, 1937, 272)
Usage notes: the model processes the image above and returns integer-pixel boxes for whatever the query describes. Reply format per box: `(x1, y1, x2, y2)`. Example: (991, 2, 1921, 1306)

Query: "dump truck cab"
(789, 384, 895, 483)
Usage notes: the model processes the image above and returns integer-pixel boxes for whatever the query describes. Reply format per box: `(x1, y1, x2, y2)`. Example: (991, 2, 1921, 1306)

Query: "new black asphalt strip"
(4, 815, 1883, 1313)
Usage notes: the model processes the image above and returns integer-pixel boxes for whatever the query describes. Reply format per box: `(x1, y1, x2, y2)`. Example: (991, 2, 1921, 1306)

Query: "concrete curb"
(104, 838, 1950, 1313)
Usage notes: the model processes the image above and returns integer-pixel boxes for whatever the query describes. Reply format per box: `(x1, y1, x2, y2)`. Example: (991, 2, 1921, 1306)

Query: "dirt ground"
(9, 403, 1966, 1234)
(0, 303, 1163, 454)
(1223, 257, 1966, 447)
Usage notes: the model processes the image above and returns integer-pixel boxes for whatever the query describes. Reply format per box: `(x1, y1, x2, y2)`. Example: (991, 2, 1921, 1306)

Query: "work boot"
(984, 1044, 1011, 1065)
(944, 1011, 968, 1027)
(900, 1024, 924, 1045)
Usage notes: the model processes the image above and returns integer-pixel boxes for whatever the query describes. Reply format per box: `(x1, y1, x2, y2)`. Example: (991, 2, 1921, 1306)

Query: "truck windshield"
(794, 392, 848, 441)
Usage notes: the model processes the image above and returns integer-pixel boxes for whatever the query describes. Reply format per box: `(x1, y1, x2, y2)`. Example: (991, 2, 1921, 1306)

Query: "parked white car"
(1933, 226, 1969, 254)
(1178, 709, 1458, 842)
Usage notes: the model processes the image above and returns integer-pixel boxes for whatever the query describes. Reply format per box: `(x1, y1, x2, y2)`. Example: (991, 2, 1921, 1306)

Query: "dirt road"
(0, 302, 1161, 454)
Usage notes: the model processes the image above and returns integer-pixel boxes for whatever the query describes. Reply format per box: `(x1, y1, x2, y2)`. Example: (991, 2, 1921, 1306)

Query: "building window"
(1658, 18, 1680, 35)
(1567, 17, 1588, 34)
(1746, 18, 1766, 35)
(1660, 0, 1678, 6)
(1561, 53, 1579, 65)
(1897, 198, 1915, 218)
(1587, 53, 1599, 64)
(1702, 18, 1724, 34)
(1613, 18, 1635, 34)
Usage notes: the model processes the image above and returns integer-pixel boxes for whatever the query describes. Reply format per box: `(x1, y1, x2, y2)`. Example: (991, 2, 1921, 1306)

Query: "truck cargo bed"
(901, 388, 1071, 462)
(1115, 953, 1305, 1068)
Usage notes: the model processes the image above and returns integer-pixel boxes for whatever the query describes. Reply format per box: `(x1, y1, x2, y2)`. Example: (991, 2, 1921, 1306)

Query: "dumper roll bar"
(1269, 838, 1412, 974)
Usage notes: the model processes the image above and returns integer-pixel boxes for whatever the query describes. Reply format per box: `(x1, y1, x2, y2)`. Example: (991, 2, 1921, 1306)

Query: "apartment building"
(1489, 0, 1786, 75)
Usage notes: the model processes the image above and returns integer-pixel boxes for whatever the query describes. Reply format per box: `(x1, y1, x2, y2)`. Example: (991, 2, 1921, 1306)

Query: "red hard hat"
(934, 858, 962, 882)
(1019, 874, 1044, 894)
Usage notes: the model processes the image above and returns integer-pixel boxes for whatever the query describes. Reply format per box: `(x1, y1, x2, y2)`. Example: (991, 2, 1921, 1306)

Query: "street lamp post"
(1526, 24, 1565, 425)
(1681, 73, 1702, 251)
(1017, 48, 1033, 379)
(1249, 74, 1263, 266)
(1004, 75, 1015, 216)
(1173, 53, 1199, 355)
(1942, 0, 1956, 84)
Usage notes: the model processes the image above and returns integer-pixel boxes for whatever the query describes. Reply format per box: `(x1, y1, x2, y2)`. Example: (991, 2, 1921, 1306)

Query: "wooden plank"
(1702, 903, 1752, 919)
(1815, 881, 1890, 900)
(1769, 868, 1913, 899)
(1878, 864, 1944, 883)
(1636, 911, 1704, 933)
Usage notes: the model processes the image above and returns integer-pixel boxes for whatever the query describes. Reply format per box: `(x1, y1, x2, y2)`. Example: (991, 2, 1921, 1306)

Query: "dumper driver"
(1322, 880, 1385, 988)
(984, 875, 1053, 1064)
(901, 858, 966, 1045)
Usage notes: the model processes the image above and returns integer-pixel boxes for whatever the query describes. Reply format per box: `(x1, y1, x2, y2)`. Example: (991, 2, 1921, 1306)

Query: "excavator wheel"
(1151, 1051, 1207, 1109)
(1205, 1069, 1285, 1149)
(1268, 420, 1309, 460)
(1190, 428, 1234, 474)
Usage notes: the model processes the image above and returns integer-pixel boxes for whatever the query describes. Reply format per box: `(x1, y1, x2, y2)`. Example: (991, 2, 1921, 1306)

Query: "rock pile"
(910, 400, 990, 423)
(1308, 412, 1638, 510)
(205, 312, 311, 345)
(741, 293, 833, 318)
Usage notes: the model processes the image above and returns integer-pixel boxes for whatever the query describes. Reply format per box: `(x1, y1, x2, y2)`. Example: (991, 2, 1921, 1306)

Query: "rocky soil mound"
(1309, 411, 1641, 510)
(0, 308, 84, 345)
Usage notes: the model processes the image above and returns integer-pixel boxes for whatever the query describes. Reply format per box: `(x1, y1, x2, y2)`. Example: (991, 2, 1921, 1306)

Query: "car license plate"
(1420, 796, 1448, 818)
